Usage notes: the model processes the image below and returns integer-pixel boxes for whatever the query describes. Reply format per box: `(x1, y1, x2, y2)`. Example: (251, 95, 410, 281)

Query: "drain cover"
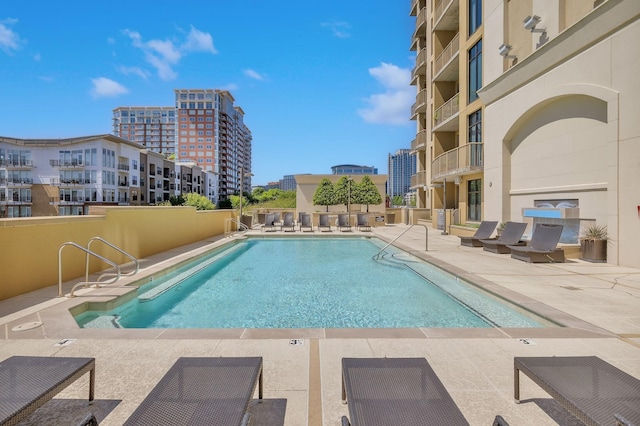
(11, 321, 43, 332)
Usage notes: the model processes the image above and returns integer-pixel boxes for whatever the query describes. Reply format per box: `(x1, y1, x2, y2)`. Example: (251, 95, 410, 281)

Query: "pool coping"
(2, 231, 616, 341)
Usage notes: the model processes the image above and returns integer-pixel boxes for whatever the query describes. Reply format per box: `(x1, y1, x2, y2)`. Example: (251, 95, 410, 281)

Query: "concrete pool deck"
(1, 224, 639, 425)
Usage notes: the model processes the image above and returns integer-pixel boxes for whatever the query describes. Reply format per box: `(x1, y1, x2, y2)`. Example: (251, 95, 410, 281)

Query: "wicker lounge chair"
(337, 214, 352, 232)
(299, 213, 313, 232)
(124, 357, 263, 426)
(479, 221, 527, 254)
(281, 212, 296, 232)
(356, 213, 371, 231)
(508, 223, 565, 263)
(262, 213, 276, 232)
(0, 356, 95, 425)
(514, 356, 640, 426)
(318, 214, 332, 232)
(459, 220, 498, 247)
(341, 358, 469, 426)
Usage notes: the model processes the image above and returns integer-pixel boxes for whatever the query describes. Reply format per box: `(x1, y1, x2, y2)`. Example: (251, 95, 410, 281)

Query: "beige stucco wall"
(0, 207, 235, 300)
(294, 174, 388, 221)
(481, 0, 640, 267)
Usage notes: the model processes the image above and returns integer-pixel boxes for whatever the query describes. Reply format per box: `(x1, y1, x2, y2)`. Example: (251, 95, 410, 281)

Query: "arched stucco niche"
(497, 87, 618, 252)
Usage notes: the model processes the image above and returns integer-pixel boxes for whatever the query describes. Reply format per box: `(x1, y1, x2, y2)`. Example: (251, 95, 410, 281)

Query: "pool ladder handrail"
(372, 224, 429, 260)
(225, 217, 249, 237)
(59, 242, 122, 297)
(86, 236, 139, 283)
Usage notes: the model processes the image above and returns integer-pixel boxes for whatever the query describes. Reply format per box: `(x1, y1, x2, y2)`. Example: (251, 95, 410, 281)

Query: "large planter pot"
(580, 238, 607, 262)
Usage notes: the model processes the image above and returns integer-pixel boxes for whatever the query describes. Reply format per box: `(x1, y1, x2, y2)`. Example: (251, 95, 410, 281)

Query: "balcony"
(411, 89, 428, 118)
(411, 48, 427, 85)
(118, 163, 130, 172)
(431, 143, 483, 181)
(434, 0, 459, 31)
(411, 130, 427, 153)
(49, 159, 84, 168)
(433, 33, 459, 81)
(412, 7, 427, 39)
(3, 178, 33, 186)
(1, 159, 34, 169)
(433, 93, 459, 130)
(411, 170, 427, 188)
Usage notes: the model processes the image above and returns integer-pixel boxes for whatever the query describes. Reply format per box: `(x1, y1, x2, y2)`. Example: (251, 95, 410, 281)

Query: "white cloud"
(0, 18, 25, 54)
(357, 62, 413, 126)
(33, 52, 41, 61)
(90, 77, 128, 98)
(321, 21, 351, 38)
(181, 26, 217, 53)
(117, 65, 150, 79)
(122, 26, 216, 81)
(243, 69, 264, 81)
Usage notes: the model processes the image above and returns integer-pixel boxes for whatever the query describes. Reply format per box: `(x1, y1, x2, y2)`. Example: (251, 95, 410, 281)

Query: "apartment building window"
(468, 179, 481, 221)
(469, 0, 482, 35)
(468, 40, 482, 103)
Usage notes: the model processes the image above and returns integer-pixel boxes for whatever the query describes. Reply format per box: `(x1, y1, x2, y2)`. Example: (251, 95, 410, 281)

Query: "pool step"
(137, 243, 245, 302)
(82, 315, 122, 329)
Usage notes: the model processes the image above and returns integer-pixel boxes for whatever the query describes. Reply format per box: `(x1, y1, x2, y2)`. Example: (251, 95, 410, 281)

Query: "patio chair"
(262, 213, 276, 232)
(124, 357, 263, 426)
(272, 212, 282, 231)
(356, 213, 371, 231)
(299, 213, 313, 232)
(0, 356, 95, 425)
(459, 220, 498, 247)
(479, 221, 527, 254)
(508, 223, 565, 263)
(318, 213, 332, 232)
(281, 212, 296, 232)
(514, 356, 640, 425)
(341, 358, 469, 426)
(337, 214, 352, 232)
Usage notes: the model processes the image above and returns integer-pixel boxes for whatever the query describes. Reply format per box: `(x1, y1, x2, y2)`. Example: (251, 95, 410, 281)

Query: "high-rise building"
(387, 149, 416, 200)
(409, 0, 640, 267)
(112, 107, 176, 156)
(174, 89, 252, 202)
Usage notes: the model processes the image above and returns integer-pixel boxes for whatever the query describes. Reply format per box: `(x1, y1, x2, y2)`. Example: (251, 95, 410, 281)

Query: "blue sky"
(0, 1, 416, 185)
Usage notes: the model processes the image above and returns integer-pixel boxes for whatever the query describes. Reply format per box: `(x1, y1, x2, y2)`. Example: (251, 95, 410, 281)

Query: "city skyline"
(0, 1, 416, 185)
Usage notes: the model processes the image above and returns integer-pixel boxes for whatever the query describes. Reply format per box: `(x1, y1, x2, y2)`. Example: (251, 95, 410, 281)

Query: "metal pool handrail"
(86, 236, 139, 281)
(372, 224, 429, 260)
(58, 242, 121, 297)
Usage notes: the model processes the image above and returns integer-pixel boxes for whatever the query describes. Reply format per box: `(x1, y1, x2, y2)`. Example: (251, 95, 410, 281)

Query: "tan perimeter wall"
(0, 206, 235, 301)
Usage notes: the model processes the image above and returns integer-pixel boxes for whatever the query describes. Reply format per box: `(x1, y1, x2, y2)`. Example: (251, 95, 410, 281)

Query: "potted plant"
(580, 224, 608, 262)
(496, 222, 506, 237)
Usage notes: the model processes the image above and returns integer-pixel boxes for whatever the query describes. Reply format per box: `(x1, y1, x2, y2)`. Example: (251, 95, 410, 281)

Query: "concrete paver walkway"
(1, 225, 639, 425)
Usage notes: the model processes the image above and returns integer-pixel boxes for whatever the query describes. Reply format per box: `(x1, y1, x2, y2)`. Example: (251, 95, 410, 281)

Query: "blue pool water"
(75, 238, 545, 329)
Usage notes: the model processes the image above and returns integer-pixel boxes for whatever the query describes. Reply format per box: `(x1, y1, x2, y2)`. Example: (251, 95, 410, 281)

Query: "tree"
(333, 176, 353, 210)
(184, 192, 216, 210)
(312, 178, 335, 212)
(356, 175, 382, 212)
(392, 195, 404, 207)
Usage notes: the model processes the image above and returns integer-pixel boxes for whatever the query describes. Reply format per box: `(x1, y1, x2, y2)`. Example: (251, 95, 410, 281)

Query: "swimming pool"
(74, 237, 546, 329)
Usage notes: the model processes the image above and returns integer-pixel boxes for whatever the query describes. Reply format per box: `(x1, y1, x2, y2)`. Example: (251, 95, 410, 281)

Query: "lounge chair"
(0, 356, 95, 425)
(341, 358, 469, 425)
(514, 356, 640, 425)
(124, 357, 263, 426)
(479, 221, 527, 254)
(281, 212, 296, 232)
(356, 213, 371, 231)
(272, 212, 282, 231)
(262, 213, 276, 232)
(337, 214, 352, 232)
(318, 213, 332, 232)
(508, 223, 565, 263)
(299, 213, 313, 232)
(459, 220, 498, 247)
